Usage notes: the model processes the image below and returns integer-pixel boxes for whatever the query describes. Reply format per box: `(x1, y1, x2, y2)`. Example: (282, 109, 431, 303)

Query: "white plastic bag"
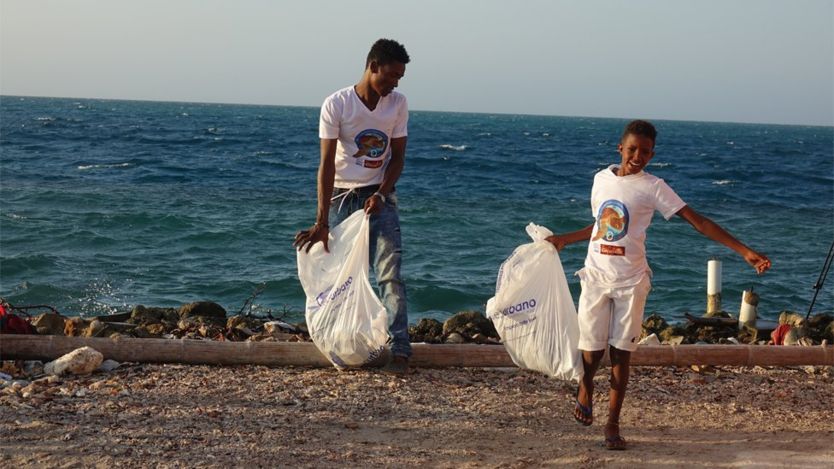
(486, 223, 583, 381)
(297, 210, 389, 369)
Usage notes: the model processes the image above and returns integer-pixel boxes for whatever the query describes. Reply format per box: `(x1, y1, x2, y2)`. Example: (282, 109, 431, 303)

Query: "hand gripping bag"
(486, 223, 583, 381)
(297, 211, 389, 369)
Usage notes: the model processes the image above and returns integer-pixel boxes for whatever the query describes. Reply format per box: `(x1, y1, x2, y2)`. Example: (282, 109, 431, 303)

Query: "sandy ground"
(2, 362, 833, 468)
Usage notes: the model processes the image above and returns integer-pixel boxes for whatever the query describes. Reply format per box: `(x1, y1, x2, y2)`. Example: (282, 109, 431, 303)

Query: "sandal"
(603, 423, 627, 450)
(573, 392, 593, 426)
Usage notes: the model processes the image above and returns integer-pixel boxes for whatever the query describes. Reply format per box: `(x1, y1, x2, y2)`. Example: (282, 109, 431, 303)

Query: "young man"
(294, 38, 411, 374)
(547, 120, 771, 450)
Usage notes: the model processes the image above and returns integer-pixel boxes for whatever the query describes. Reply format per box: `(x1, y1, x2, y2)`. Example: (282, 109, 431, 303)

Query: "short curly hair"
(366, 39, 410, 68)
(621, 119, 657, 145)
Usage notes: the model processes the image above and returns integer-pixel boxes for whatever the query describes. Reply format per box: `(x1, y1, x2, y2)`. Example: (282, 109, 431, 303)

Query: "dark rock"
(32, 313, 67, 335)
(129, 305, 179, 325)
(442, 311, 498, 341)
(738, 323, 759, 344)
(641, 313, 669, 340)
(227, 315, 261, 331)
(659, 325, 688, 344)
(179, 301, 227, 320)
(408, 318, 444, 344)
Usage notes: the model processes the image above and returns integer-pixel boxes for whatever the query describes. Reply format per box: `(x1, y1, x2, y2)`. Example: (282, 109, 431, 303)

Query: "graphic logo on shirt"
(592, 199, 629, 242)
(353, 129, 388, 159)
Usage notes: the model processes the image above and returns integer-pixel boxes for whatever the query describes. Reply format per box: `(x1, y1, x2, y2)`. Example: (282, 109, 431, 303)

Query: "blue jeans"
(330, 186, 411, 358)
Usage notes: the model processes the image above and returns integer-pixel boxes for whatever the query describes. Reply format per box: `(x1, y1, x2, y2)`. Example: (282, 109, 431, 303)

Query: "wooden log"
(1, 334, 832, 367)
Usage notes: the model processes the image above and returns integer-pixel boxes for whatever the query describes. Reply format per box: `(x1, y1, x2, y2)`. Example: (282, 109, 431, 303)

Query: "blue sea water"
(1, 96, 832, 324)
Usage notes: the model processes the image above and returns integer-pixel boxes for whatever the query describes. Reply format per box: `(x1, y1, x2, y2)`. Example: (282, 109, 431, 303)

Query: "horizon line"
(2, 93, 832, 129)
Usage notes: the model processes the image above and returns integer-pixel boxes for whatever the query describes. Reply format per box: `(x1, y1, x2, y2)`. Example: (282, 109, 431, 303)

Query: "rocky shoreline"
(10, 300, 834, 347)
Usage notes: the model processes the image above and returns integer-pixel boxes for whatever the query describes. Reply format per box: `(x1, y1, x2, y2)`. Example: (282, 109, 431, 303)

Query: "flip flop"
(604, 434, 627, 450)
(604, 423, 627, 450)
(574, 395, 593, 426)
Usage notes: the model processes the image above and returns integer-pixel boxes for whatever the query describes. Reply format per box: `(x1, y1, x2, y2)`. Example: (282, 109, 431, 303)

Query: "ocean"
(1, 96, 832, 324)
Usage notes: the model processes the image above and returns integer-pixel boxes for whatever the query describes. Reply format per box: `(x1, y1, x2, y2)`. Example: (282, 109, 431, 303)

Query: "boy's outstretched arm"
(546, 224, 594, 252)
(676, 205, 771, 274)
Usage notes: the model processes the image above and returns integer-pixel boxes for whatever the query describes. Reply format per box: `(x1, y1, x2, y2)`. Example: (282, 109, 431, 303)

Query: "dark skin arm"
(545, 224, 594, 251)
(293, 138, 337, 253)
(675, 205, 771, 274)
(545, 206, 772, 274)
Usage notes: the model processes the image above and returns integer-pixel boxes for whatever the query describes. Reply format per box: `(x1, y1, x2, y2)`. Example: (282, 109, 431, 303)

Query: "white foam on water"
(77, 162, 133, 171)
(439, 144, 467, 151)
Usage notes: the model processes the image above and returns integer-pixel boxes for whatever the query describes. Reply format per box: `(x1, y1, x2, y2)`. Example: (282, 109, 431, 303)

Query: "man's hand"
(293, 224, 330, 253)
(364, 194, 384, 214)
(745, 250, 772, 275)
(545, 234, 568, 252)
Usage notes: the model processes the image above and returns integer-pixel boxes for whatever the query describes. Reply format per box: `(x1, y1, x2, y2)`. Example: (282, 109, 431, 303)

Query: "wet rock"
(179, 301, 227, 320)
(408, 318, 444, 344)
(32, 313, 67, 335)
(44, 347, 104, 376)
(129, 305, 179, 325)
(805, 313, 834, 343)
(442, 311, 498, 341)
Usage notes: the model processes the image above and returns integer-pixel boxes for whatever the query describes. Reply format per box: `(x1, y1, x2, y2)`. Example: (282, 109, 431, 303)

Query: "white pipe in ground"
(707, 257, 722, 315)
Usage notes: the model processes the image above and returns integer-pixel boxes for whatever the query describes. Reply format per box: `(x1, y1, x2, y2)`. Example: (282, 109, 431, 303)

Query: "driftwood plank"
(1, 335, 832, 367)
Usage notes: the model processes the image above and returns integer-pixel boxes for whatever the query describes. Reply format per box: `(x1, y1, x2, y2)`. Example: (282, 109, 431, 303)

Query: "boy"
(546, 120, 771, 450)
(293, 39, 412, 374)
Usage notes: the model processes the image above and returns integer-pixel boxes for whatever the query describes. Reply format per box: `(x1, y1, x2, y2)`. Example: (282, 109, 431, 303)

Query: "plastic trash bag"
(486, 223, 583, 381)
(297, 210, 389, 368)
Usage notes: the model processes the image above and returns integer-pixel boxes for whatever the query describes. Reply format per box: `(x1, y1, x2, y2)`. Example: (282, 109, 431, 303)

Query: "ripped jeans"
(330, 185, 411, 358)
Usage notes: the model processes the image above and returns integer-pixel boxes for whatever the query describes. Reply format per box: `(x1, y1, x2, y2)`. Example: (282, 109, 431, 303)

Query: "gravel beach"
(2, 362, 833, 468)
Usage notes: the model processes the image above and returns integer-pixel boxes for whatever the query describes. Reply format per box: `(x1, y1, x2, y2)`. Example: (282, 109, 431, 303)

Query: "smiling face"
(617, 133, 655, 176)
(368, 61, 405, 97)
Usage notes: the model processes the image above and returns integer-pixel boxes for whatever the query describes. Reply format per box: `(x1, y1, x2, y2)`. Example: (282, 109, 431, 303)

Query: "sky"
(1, 0, 832, 126)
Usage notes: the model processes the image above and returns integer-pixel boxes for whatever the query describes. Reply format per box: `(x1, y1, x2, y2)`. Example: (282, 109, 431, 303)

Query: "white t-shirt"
(319, 86, 409, 189)
(580, 165, 686, 288)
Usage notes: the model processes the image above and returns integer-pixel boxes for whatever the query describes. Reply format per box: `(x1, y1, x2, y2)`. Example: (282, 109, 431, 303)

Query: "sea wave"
(78, 162, 133, 170)
(712, 179, 735, 185)
(439, 144, 468, 151)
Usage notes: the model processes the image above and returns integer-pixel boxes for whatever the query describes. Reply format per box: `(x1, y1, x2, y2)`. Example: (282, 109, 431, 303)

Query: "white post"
(739, 289, 758, 328)
(707, 258, 722, 315)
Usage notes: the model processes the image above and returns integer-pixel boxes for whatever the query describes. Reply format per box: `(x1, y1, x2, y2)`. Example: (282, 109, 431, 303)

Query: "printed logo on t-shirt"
(599, 244, 625, 256)
(592, 199, 629, 242)
(353, 129, 388, 160)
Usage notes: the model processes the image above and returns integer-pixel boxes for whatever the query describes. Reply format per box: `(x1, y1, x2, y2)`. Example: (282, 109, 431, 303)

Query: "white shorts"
(577, 275, 651, 353)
